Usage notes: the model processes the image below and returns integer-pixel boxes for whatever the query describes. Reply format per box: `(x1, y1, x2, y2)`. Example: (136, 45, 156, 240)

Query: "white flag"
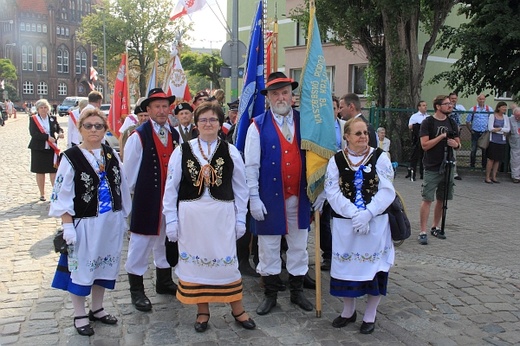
(164, 55, 191, 102)
(170, 0, 207, 20)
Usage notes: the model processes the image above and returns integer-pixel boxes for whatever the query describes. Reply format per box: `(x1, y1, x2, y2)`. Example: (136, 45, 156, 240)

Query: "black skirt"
(30, 149, 57, 173)
(486, 142, 506, 162)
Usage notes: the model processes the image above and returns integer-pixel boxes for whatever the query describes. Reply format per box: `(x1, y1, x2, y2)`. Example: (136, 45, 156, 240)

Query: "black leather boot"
(289, 275, 313, 311)
(128, 273, 152, 312)
(303, 272, 316, 290)
(256, 275, 278, 315)
(405, 168, 411, 179)
(156, 267, 177, 295)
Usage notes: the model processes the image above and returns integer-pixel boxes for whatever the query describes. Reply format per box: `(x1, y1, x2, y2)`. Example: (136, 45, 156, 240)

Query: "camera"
(446, 130, 458, 139)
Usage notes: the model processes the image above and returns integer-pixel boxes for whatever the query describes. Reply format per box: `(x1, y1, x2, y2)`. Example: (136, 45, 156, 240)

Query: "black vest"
(332, 148, 382, 217)
(61, 144, 122, 218)
(178, 140, 234, 202)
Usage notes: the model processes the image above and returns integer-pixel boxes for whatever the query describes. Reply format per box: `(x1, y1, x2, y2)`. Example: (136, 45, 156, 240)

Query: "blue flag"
(300, 6, 336, 201)
(234, 1, 265, 152)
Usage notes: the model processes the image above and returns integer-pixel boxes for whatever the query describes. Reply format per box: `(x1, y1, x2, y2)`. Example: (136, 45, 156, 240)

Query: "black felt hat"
(260, 72, 298, 96)
(140, 88, 176, 109)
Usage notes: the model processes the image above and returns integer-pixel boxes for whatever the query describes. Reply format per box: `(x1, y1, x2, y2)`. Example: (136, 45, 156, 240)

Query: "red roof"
(17, 0, 48, 15)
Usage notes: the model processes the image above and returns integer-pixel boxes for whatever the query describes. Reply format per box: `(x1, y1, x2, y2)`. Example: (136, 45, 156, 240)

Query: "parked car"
(58, 96, 88, 116)
(100, 103, 110, 116)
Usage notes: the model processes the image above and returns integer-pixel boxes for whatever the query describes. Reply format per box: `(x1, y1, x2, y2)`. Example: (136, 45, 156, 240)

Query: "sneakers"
(430, 227, 446, 239)
(418, 233, 428, 245)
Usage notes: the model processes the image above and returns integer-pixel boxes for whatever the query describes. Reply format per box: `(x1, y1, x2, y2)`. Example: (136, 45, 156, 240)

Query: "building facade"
(0, 0, 100, 106)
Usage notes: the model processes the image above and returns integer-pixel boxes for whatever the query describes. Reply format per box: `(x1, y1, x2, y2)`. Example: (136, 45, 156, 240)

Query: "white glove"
(354, 223, 370, 235)
(62, 223, 77, 245)
(312, 191, 327, 214)
(249, 196, 267, 221)
(166, 221, 179, 242)
(352, 210, 373, 230)
(235, 221, 246, 240)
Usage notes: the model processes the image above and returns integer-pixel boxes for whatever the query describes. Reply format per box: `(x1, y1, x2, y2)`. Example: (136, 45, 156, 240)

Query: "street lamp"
(4, 42, 16, 58)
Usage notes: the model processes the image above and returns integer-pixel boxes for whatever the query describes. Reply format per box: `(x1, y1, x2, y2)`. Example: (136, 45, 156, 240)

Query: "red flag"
(107, 54, 130, 139)
(170, 0, 207, 20)
(266, 31, 274, 75)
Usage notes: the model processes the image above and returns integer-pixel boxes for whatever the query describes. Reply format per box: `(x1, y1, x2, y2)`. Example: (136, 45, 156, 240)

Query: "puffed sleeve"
(230, 144, 249, 224)
(365, 152, 396, 217)
(123, 131, 143, 193)
(112, 150, 132, 218)
(49, 155, 76, 218)
(244, 122, 261, 196)
(162, 145, 183, 225)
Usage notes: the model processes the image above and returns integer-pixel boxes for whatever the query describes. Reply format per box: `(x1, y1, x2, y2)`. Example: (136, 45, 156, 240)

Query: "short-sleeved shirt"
(419, 116, 458, 172)
(467, 105, 492, 132)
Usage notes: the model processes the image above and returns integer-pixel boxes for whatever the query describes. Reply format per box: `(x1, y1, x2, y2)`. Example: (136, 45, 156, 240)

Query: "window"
(31, 23, 36, 32)
(290, 66, 335, 95)
(23, 81, 34, 95)
(36, 45, 42, 71)
(296, 22, 306, 46)
(92, 54, 98, 67)
(290, 69, 302, 94)
(351, 64, 367, 96)
(25, 23, 30, 31)
(57, 50, 63, 73)
(58, 83, 68, 96)
(20, 22, 25, 31)
(37, 82, 48, 95)
(37, 24, 41, 32)
(495, 91, 513, 101)
(65, 28, 69, 36)
(56, 26, 60, 35)
(81, 51, 87, 74)
(71, 0, 76, 19)
(75, 51, 81, 74)
(22, 45, 34, 71)
(61, 27, 65, 35)
(61, 7, 67, 20)
(43, 24, 47, 33)
(63, 49, 69, 73)
(42, 46, 47, 71)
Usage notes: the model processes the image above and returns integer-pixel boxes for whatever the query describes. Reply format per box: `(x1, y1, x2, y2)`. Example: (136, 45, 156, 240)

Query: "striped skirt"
(176, 278, 243, 304)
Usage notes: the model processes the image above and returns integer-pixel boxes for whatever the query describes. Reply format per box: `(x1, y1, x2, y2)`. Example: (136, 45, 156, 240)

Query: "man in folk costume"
(173, 102, 198, 143)
(245, 72, 313, 315)
(123, 88, 181, 311)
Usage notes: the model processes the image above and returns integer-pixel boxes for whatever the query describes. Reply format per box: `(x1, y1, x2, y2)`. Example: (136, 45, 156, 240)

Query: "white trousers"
(256, 196, 309, 276)
(125, 224, 171, 276)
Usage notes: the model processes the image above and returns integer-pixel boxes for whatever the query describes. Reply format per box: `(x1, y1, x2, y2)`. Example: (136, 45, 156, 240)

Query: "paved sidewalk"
(0, 113, 519, 345)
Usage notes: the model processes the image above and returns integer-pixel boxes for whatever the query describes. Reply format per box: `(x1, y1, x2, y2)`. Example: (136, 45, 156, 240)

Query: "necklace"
(83, 147, 105, 172)
(342, 148, 370, 168)
(196, 138, 218, 194)
(346, 145, 369, 157)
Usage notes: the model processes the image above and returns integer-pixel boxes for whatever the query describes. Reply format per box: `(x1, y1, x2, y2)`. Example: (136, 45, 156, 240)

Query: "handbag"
(477, 131, 490, 149)
(53, 229, 68, 254)
(385, 191, 411, 242)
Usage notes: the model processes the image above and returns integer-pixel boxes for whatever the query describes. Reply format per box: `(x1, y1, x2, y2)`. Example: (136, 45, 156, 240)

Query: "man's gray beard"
(270, 102, 291, 116)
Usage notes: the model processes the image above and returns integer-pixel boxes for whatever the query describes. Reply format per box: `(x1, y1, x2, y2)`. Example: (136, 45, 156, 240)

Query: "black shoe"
(74, 315, 95, 336)
(360, 320, 376, 334)
(320, 259, 331, 271)
(239, 263, 260, 277)
(404, 170, 411, 179)
(256, 296, 277, 315)
(454, 175, 462, 180)
(332, 311, 357, 328)
(290, 292, 313, 311)
(430, 227, 446, 239)
(194, 313, 210, 333)
(303, 273, 316, 290)
(88, 308, 118, 324)
(131, 291, 152, 312)
(231, 311, 256, 330)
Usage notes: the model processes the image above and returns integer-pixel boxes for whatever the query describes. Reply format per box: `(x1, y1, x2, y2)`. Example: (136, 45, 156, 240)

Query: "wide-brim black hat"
(141, 88, 176, 109)
(260, 72, 298, 95)
(174, 102, 193, 115)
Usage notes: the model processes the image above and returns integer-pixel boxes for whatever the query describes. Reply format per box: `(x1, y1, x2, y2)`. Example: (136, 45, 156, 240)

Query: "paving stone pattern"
(0, 113, 519, 345)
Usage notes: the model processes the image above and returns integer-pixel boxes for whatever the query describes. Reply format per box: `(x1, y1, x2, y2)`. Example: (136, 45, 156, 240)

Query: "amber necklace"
(196, 138, 218, 193)
(343, 146, 370, 168)
(82, 146, 105, 172)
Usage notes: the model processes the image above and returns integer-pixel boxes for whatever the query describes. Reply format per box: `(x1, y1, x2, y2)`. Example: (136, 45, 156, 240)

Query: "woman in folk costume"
(49, 109, 131, 336)
(163, 102, 255, 333)
(28, 98, 64, 201)
(324, 117, 395, 334)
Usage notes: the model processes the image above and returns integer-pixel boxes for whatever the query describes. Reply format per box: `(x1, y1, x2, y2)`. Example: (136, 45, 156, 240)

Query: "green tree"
(433, 0, 520, 101)
(0, 58, 18, 100)
(181, 51, 224, 91)
(78, 0, 188, 97)
(291, 0, 456, 161)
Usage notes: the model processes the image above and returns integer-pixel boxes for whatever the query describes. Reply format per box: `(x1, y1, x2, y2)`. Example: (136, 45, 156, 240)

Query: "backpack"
(373, 149, 411, 243)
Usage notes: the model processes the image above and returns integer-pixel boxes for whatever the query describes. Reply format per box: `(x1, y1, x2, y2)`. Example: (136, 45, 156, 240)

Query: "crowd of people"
(26, 75, 517, 337)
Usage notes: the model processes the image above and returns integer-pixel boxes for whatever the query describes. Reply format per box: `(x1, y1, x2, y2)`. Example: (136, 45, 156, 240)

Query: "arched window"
(61, 7, 67, 20)
(36, 45, 42, 71)
(61, 27, 65, 35)
(58, 83, 67, 96)
(63, 49, 69, 73)
(65, 28, 69, 36)
(75, 51, 81, 74)
(81, 51, 87, 74)
(70, 0, 76, 19)
(22, 45, 34, 71)
(42, 46, 47, 71)
(37, 82, 48, 95)
(57, 49, 63, 73)
(23, 81, 34, 95)
(43, 24, 47, 33)
(20, 22, 25, 31)
(37, 24, 41, 32)
(56, 26, 60, 35)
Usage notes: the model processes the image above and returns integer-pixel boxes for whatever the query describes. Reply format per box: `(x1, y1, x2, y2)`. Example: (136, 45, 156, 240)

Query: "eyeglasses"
(198, 118, 219, 124)
(351, 131, 369, 136)
(82, 123, 105, 130)
(441, 102, 453, 106)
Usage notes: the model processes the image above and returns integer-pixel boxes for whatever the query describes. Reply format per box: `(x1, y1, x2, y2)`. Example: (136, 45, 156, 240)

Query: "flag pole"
(314, 210, 322, 318)
(272, 3, 278, 73)
(154, 46, 159, 89)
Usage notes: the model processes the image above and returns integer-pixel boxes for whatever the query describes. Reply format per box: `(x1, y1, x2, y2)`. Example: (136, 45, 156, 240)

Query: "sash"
(69, 109, 78, 127)
(32, 115, 60, 167)
(128, 114, 138, 124)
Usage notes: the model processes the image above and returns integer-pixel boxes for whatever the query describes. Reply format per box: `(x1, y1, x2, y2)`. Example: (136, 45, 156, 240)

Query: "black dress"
(28, 114, 63, 173)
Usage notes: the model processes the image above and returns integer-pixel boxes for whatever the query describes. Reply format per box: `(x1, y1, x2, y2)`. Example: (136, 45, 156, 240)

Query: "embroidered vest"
(178, 141, 234, 201)
(130, 121, 179, 235)
(62, 144, 122, 218)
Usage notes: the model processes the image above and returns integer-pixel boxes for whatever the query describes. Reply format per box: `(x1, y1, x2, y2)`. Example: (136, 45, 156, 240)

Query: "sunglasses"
(82, 123, 105, 130)
(351, 131, 369, 136)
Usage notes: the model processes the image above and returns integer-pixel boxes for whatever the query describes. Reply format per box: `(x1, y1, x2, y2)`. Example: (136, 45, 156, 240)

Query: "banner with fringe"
(299, 5, 336, 201)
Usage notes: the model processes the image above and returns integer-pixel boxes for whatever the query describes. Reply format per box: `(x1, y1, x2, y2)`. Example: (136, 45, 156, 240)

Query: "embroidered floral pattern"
(332, 245, 392, 264)
(87, 254, 120, 271)
(214, 157, 224, 186)
(186, 159, 199, 186)
(112, 166, 121, 196)
(178, 251, 237, 267)
(51, 175, 64, 202)
(80, 172, 94, 203)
